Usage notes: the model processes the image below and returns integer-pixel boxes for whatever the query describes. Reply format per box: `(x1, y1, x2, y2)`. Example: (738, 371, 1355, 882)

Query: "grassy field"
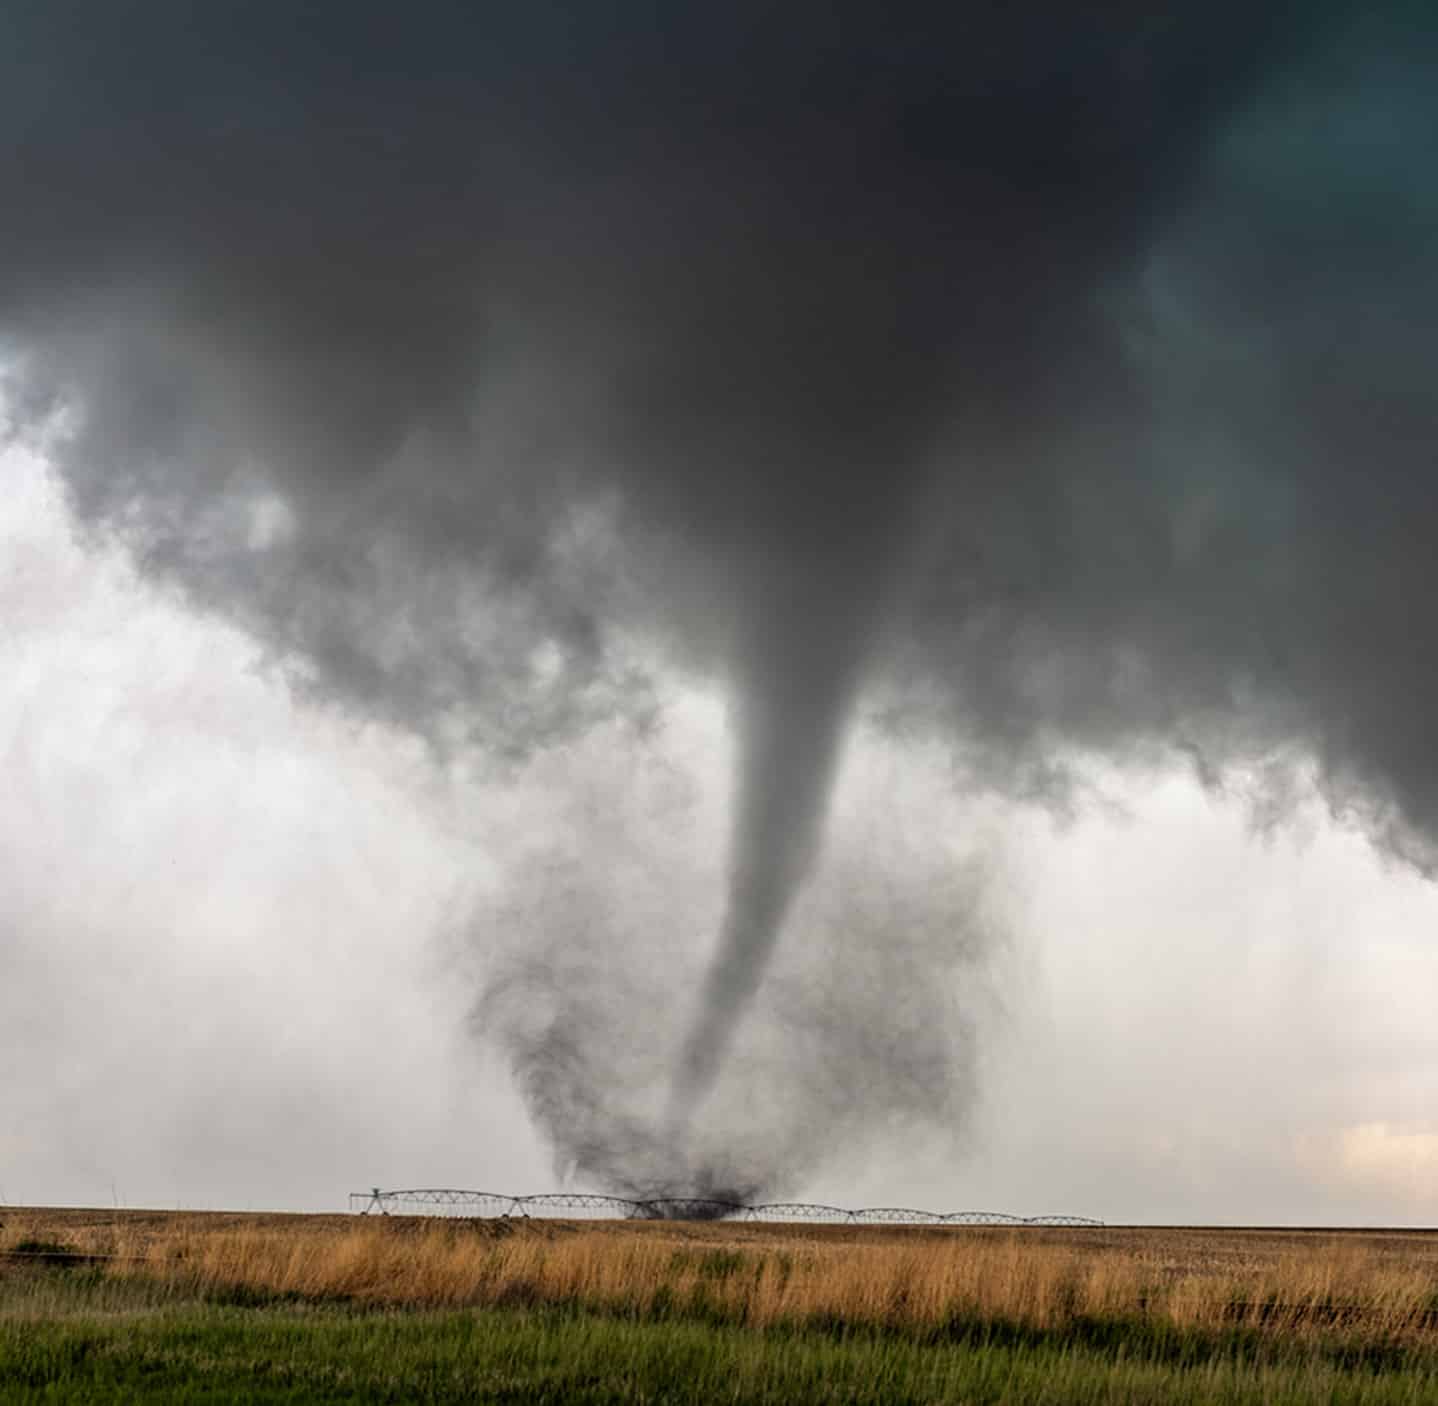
(3, 1209, 1437, 1402)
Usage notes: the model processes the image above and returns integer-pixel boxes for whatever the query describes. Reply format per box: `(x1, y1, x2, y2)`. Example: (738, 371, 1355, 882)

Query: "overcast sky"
(3, 5, 1435, 1228)
(5, 440, 1434, 1226)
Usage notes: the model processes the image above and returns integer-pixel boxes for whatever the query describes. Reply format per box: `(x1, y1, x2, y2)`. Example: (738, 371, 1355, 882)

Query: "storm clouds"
(3, 3, 1436, 1196)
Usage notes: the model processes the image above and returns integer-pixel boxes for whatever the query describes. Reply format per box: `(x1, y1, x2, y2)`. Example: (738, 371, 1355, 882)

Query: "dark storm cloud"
(4, 2, 1434, 1192)
(879, 10, 1438, 870)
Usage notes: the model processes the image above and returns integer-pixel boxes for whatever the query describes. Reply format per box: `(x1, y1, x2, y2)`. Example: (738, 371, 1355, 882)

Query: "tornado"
(8, 3, 1438, 1195)
(674, 577, 876, 1114)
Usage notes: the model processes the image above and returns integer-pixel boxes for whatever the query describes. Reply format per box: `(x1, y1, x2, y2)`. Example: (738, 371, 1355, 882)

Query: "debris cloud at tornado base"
(4, 4, 1438, 1195)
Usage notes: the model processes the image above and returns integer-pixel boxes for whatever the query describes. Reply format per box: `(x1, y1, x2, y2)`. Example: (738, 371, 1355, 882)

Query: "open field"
(3, 1208, 1437, 1402)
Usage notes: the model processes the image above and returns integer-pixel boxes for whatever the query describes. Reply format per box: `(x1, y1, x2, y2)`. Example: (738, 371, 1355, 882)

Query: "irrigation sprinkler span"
(348, 1188, 1104, 1227)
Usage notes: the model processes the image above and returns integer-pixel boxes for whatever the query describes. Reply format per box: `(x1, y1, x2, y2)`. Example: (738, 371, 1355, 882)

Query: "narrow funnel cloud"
(675, 589, 871, 1112)
(668, 419, 928, 1119)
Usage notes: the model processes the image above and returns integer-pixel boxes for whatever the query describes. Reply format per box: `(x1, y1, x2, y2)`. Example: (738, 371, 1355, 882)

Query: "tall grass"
(6, 1214, 1436, 1350)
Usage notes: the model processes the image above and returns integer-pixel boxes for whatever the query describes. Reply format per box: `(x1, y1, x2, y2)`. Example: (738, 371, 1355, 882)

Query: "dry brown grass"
(5, 1208, 1437, 1347)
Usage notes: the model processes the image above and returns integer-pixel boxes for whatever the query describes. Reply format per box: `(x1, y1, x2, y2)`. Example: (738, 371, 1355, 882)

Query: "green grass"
(2, 1269, 1437, 1404)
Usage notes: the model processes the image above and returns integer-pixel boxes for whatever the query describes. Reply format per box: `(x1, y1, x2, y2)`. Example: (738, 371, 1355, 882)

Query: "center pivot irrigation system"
(349, 1189, 1104, 1227)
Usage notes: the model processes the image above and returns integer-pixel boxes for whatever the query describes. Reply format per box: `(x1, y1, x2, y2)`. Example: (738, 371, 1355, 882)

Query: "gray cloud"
(4, 3, 1436, 1197)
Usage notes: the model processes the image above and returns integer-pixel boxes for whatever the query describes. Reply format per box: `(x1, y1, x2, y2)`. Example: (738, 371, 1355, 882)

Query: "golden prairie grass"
(5, 1211, 1437, 1347)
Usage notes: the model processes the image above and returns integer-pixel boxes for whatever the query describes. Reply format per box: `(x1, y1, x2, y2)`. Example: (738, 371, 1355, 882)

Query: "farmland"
(3, 1207, 1437, 1402)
